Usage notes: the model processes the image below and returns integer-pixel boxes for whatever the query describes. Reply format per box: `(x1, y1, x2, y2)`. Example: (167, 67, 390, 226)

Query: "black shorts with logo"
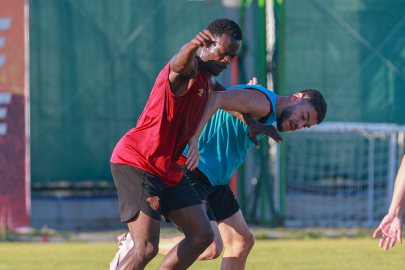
(111, 163, 202, 223)
(177, 164, 240, 222)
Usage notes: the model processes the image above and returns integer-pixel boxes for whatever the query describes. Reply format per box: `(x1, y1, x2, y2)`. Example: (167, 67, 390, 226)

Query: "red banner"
(0, 0, 30, 230)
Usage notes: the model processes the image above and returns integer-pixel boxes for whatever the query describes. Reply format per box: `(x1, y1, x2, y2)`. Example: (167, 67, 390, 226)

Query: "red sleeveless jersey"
(111, 60, 210, 186)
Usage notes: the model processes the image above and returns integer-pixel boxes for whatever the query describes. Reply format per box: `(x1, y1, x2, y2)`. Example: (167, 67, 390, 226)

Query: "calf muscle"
(158, 205, 214, 269)
(117, 211, 161, 270)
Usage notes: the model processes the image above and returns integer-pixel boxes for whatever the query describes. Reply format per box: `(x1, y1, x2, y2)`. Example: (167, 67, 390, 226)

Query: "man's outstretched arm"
(186, 89, 282, 170)
(169, 30, 216, 90)
(213, 77, 283, 148)
(373, 154, 405, 250)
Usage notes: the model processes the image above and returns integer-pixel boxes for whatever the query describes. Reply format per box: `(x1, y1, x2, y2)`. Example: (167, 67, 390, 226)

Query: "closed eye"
(306, 111, 310, 122)
(304, 111, 310, 128)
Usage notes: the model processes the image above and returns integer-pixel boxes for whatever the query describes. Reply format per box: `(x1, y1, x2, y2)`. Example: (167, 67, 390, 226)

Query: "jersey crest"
(146, 196, 160, 211)
(198, 89, 204, 97)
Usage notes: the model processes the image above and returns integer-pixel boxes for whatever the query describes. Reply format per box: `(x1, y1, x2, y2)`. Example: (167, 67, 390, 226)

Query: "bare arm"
(185, 89, 272, 169)
(215, 77, 283, 148)
(227, 111, 258, 122)
(200, 89, 271, 134)
(169, 30, 216, 94)
(389, 155, 405, 217)
(373, 155, 405, 250)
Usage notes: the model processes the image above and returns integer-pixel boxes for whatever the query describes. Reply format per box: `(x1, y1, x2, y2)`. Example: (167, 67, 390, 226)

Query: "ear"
(291, 92, 304, 103)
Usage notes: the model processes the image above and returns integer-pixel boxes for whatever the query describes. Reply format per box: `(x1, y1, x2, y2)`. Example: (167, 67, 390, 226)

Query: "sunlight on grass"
(1, 238, 404, 270)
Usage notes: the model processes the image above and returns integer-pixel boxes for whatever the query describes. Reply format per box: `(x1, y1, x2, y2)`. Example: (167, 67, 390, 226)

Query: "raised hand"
(191, 29, 216, 48)
(373, 212, 403, 250)
(186, 135, 200, 171)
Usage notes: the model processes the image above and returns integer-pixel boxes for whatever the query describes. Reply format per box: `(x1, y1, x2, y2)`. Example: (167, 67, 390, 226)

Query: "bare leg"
(158, 204, 215, 270)
(158, 236, 185, 256)
(218, 210, 255, 270)
(158, 220, 223, 260)
(117, 211, 161, 270)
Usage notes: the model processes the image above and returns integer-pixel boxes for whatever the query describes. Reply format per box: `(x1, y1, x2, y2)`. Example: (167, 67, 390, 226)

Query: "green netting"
(30, 0, 222, 183)
(279, 0, 405, 124)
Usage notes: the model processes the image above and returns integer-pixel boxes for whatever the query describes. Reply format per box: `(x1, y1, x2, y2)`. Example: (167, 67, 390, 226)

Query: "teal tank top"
(183, 85, 277, 186)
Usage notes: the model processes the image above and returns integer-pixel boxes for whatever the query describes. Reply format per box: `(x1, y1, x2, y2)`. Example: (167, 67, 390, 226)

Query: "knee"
(131, 240, 159, 262)
(199, 239, 223, 260)
(231, 232, 255, 257)
(239, 232, 255, 255)
(189, 227, 215, 252)
(145, 241, 159, 260)
(244, 232, 255, 251)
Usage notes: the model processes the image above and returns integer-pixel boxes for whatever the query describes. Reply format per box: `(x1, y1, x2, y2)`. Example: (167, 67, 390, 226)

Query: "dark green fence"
(30, 0, 222, 183)
(275, 0, 405, 123)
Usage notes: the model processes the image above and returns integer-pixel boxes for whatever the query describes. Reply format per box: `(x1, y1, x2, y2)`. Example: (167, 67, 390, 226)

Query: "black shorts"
(111, 163, 202, 223)
(177, 164, 240, 222)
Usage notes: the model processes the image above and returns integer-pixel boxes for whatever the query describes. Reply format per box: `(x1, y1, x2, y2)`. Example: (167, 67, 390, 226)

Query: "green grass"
(1, 238, 404, 269)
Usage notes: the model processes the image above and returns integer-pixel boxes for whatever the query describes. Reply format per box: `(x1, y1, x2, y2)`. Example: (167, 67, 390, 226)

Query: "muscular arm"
(170, 43, 199, 78)
(202, 89, 271, 129)
(185, 89, 273, 169)
(227, 111, 261, 122)
(169, 30, 216, 95)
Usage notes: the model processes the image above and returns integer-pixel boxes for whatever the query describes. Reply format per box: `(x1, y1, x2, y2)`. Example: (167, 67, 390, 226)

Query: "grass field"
(1, 238, 404, 269)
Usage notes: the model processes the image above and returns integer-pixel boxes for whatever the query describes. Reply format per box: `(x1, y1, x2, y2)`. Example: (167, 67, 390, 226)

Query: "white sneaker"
(109, 233, 134, 270)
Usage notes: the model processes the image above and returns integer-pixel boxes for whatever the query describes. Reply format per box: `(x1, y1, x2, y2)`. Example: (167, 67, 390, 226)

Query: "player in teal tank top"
(114, 81, 328, 270)
(179, 83, 327, 269)
(182, 84, 277, 186)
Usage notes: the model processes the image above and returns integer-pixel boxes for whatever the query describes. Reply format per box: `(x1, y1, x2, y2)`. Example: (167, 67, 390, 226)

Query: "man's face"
(277, 101, 319, 132)
(199, 33, 241, 76)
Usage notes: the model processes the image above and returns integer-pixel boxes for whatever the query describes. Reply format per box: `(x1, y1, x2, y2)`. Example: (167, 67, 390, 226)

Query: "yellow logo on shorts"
(198, 89, 204, 97)
(146, 196, 160, 211)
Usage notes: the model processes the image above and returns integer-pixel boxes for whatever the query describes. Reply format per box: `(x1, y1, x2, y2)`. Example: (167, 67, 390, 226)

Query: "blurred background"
(1, 0, 405, 233)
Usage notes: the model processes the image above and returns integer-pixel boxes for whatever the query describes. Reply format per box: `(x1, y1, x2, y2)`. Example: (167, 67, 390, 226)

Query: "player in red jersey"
(110, 19, 244, 270)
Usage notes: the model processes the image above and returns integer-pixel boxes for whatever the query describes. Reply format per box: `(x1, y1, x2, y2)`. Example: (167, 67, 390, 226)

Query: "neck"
(275, 96, 291, 121)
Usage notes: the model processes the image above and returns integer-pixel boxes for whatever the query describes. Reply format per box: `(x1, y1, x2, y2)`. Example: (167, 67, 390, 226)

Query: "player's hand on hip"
(186, 135, 200, 170)
(373, 212, 403, 250)
(191, 30, 216, 48)
(248, 122, 284, 148)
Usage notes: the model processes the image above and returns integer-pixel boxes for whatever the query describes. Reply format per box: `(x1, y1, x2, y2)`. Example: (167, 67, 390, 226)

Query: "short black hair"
(207, 18, 242, 41)
(299, 89, 327, 124)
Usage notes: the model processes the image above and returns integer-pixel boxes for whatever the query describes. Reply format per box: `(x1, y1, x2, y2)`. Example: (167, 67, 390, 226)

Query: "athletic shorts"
(176, 164, 240, 222)
(111, 163, 202, 223)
